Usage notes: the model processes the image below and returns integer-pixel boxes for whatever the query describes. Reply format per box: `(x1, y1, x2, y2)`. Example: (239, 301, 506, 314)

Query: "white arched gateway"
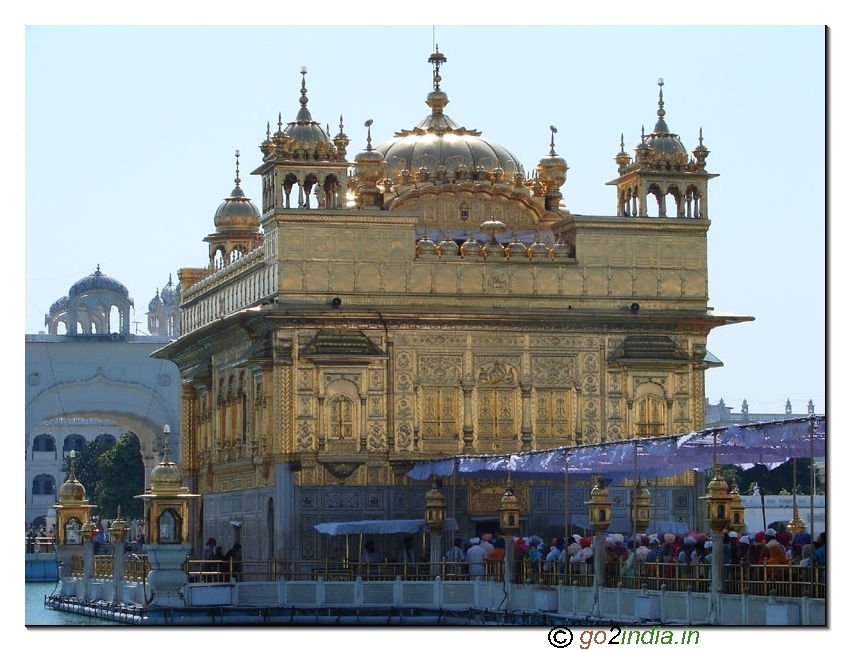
(25, 267, 181, 527)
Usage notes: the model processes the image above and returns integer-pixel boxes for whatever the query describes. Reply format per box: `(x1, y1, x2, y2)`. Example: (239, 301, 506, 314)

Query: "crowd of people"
(426, 527, 826, 587)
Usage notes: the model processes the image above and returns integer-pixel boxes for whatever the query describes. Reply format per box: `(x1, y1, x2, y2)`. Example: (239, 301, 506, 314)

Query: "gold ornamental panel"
(468, 479, 527, 517)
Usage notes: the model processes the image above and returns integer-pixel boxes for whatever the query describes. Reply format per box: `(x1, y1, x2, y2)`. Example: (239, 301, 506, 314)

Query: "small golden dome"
(437, 233, 459, 257)
(150, 460, 183, 492)
(354, 120, 386, 186)
(460, 236, 482, 259)
(527, 233, 551, 259)
(537, 126, 568, 189)
(483, 238, 505, 259)
(552, 239, 571, 258)
(58, 475, 87, 502)
(415, 232, 439, 257)
(150, 427, 184, 493)
(505, 235, 528, 260)
(213, 154, 261, 234)
(58, 455, 87, 502)
(706, 466, 729, 496)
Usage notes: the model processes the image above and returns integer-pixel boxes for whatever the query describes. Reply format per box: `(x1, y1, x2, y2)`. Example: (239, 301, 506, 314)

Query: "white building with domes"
(25, 266, 181, 527)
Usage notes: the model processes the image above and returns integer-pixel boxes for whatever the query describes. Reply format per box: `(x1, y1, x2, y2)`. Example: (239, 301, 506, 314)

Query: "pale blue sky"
(18, 19, 829, 416)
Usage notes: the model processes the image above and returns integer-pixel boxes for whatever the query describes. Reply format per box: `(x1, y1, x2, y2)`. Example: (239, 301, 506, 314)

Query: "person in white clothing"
(465, 537, 487, 577)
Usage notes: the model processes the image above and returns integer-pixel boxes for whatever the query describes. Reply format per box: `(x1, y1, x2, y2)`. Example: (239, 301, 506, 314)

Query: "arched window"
(32, 474, 56, 496)
(157, 508, 183, 544)
(64, 517, 82, 545)
(328, 394, 355, 439)
(95, 433, 117, 447)
(635, 394, 665, 437)
(33, 434, 57, 452)
(63, 434, 86, 452)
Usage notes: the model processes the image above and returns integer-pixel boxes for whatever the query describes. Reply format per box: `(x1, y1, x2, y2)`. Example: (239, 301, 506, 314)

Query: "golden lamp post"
(499, 481, 521, 584)
(586, 475, 612, 610)
(135, 425, 199, 607)
(629, 479, 652, 536)
(51, 450, 98, 584)
(424, 475, 447, 576)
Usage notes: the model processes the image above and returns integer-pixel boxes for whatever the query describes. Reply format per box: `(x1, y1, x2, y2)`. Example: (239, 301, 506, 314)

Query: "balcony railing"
(62, 552, 824, 600)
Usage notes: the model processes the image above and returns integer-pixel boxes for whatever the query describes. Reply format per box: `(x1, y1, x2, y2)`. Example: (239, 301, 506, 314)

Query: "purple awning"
(407, 416, 825, 482)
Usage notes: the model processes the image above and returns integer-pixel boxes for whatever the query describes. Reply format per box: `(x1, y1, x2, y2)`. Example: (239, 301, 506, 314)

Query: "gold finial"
(549, 125, 558, 155)
(620, 133, 626, 153)
(657, 77, 666, 120)
(299, 65, 308, 107)
(428, 46, 447, 91)
(234, 150, 241, 186)
(69, 449, 77, 480)
(162, 424, 173, 463)
(364, 119, 374, 151)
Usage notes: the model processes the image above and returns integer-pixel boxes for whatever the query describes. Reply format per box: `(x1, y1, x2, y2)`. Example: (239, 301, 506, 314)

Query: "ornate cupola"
(615, 134, 632, 174)
(536, 125, 568, 213)
(333, 115, 351, 160)
(52, 450, 97, 546)
(703, 464, 732, 534)
(252, 67, 351, 213)
(203, 150, 263, 270)
(353, 119, 386, 209)
(58, 265, 134, 336)
(607, 78, 718, 219)
(586, 477, 613, 535)
(136, 425, 198, 546)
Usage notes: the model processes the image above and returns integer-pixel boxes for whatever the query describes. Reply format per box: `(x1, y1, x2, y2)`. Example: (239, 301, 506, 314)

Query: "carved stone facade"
(154, 50, 751, 562)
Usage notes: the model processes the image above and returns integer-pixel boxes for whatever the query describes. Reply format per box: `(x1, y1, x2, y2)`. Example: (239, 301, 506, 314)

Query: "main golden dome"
(374, 48, 525, 188)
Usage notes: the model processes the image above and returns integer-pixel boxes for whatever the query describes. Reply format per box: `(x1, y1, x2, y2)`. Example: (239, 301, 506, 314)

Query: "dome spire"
(296, 65, 312, 122)
(657, 77, 666, 119)
(654, 77, 670, 134)
(365, 118, 374, 151)
(428, 45, 446, 91)
(234, 149, 241, 187)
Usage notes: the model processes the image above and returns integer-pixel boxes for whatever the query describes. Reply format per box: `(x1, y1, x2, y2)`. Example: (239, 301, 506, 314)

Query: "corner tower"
(607, 78, 718, 218)
(203, 151, 263, 270)
(252, 67, 351, 213)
